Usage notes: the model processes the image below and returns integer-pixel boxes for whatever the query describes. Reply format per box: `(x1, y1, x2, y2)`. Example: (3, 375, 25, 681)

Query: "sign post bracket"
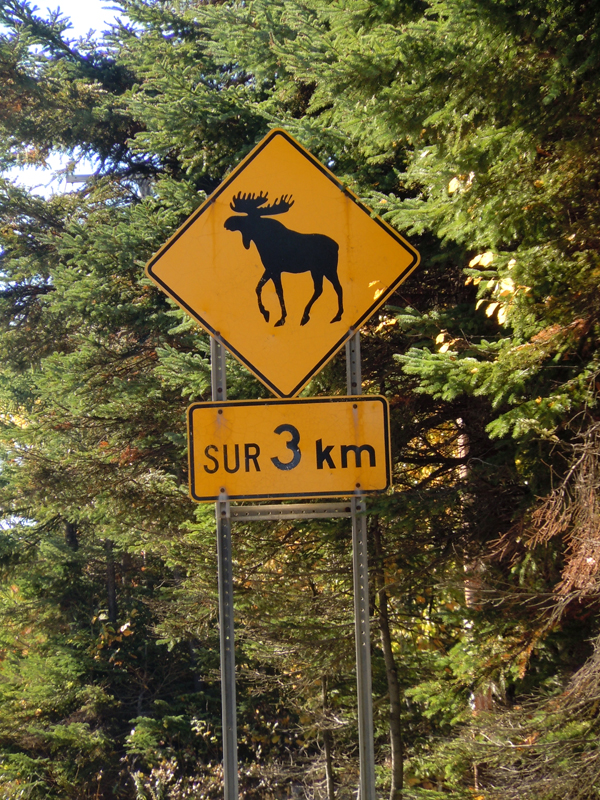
(230, 502, 352, 520)
(212, 337, 239, 800)
(346, 332, 377, 800)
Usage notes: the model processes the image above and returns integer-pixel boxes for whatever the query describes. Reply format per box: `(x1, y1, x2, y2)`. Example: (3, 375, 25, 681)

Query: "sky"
(43, 0, 122, 38)
(6, 0, 126, 194)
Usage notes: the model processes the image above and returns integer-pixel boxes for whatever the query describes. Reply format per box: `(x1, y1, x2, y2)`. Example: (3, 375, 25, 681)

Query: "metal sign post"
(209, 331, 376, 800)
(346, 332, 377, 800)
(211, 337, 239, 800)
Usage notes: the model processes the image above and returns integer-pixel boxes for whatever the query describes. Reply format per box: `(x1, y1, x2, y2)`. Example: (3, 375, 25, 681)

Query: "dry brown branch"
(528, 422, 600, 596)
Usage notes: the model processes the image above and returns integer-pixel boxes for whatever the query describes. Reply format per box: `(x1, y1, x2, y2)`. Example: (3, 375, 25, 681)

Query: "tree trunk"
(373, 521, 404, 800)
(64, 520, 78, 550)
(121, 550, 132, 585)
(105, 539, 118, 624)
(458, 419, 492, 793)
(322, 675, 335, 800)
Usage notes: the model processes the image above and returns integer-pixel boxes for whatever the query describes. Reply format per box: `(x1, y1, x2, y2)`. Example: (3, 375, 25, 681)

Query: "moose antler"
(229, 192, 270, 213)
(258, 194, 294, 216)
(229, 192, 294, 216)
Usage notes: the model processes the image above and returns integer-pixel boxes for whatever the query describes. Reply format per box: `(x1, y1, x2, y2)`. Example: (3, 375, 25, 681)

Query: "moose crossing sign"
(187, 396, 391, 502)
(146, 129, 420, 398)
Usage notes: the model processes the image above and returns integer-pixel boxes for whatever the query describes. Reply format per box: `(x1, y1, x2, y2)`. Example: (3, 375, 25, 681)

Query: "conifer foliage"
(0, 1, 599, 798)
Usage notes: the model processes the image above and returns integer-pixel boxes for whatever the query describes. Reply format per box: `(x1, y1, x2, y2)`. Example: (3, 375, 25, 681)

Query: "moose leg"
(328, 273, 344, 323)
(301, 274, 324, 326)
(272, 274, 287, 327)
(256, 272, 270, 323)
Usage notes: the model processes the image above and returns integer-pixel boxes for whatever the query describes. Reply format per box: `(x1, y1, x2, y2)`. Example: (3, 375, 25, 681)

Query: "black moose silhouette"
(224, 192, 344, 327)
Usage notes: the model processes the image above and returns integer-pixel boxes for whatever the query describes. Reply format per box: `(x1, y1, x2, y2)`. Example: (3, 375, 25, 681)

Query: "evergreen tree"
(1, 0, 600, 798)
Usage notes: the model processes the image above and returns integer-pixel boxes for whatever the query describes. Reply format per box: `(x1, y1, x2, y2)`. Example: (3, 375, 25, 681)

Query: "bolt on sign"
(146, 129, 420, 398)
(187, 397, 391, 502)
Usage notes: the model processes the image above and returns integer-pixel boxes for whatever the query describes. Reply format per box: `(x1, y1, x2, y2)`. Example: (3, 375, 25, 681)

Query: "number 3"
(271, 424, 301, 471)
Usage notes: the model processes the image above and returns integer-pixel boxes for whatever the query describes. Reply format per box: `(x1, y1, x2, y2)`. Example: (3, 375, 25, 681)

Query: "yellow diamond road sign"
(147, 129, 420, 398)
(188, 396, 391, 502)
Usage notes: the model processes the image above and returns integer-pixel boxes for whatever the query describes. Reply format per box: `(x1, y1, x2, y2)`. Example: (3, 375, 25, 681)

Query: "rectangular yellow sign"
(187, 396, 391, 502)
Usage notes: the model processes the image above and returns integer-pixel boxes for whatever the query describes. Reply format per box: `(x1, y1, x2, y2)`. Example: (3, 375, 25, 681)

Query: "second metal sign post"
(211, 336, 238, 800)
